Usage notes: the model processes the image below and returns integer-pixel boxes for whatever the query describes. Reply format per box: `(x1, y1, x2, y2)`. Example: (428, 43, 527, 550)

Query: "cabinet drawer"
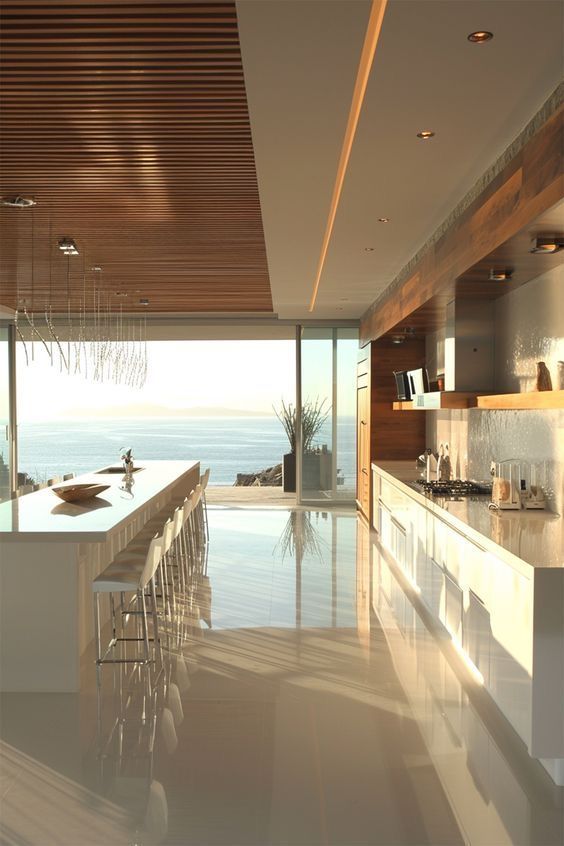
(445, 571, 463, 644)
(421, 557, 445, 621)
(463, 589, 490, 685)
(378, 504, 409, 573)
(378, 502, 392, 549)
(380, 478, 410, 512)
(391, 517, 408, 574)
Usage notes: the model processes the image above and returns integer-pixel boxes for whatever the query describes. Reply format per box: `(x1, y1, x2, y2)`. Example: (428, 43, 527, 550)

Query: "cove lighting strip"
(309, 0, 388, 312)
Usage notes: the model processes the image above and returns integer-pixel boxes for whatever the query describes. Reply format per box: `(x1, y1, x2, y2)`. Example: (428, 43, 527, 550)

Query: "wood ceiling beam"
(360, 103, 564, 344)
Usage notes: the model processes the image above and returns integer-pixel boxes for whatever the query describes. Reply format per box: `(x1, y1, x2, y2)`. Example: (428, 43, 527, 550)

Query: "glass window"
(299, 327, 358, 503)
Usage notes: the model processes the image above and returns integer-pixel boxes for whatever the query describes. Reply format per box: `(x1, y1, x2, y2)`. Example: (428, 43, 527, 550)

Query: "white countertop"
(0, 460, 199, 542)
(372, 461, 564, 570)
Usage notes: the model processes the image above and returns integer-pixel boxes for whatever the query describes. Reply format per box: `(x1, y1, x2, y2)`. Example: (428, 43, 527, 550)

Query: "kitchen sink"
(95, 466, 144, 474)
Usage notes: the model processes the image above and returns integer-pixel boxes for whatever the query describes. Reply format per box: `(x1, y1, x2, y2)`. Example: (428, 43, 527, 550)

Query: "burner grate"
(415, 479, 492, 496)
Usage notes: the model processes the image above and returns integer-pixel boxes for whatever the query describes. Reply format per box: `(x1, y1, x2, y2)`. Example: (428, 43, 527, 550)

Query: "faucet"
(120, 447, 134, 476)
(436, 443, 451, 481)
(436, 443, 444, 481)
(425, 448, 433, 483)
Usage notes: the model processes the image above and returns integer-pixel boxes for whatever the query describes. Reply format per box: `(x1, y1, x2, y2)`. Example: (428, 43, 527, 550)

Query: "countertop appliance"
(394, 370, 411, 401)
(394, 367, 429, 401)
(407, 367, 429, 396)
(491, 459, 522, 510)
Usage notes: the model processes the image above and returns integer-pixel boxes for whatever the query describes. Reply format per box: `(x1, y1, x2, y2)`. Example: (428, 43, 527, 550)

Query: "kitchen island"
(0, 460, 200, 692)
(372, 461, 564, 785)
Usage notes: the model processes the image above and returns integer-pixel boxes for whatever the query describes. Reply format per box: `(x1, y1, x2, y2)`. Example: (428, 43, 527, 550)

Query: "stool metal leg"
(202, 490, 209, 541)
(94, 592, 102, 685)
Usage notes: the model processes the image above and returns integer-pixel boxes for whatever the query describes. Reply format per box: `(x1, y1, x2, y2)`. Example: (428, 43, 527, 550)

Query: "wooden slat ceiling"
(0, 0, 273, 314)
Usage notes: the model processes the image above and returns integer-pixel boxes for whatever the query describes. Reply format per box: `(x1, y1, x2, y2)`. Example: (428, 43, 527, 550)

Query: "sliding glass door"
(298, 327, 357, 504)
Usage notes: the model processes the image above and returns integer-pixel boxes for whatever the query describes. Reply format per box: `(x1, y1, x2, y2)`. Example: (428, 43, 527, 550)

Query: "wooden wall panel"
(0, 1, 272, 314)
(360, 105, 564, 344)
(370, 338, 426, 461)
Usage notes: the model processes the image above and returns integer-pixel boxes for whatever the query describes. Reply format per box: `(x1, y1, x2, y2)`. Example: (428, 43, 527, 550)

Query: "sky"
(16, 340, 296, 421)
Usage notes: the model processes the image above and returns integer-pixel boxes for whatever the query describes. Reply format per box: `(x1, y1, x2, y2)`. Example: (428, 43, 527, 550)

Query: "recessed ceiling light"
(530, 235, 564, 254)
(489, 268, 512, 281)
(115, 291, 128, 297)
(91, 266, 102, 272)
(2, 195, 36, 208)
(58, 237, 79, 256)
(417, 130, 435, 140)
(377, 217, 390, 223)
(339, 297, 349, 302)
(364, 246, 374, 252)
(139, 298, 150, 305)
(468, 31, 493, 43)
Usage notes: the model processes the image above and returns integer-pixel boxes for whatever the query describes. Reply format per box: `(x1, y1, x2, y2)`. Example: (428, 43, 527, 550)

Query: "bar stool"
(119, 517, 176, 627)
(180, 494, 197, 580)
(92, 533, 164, 683)
(63, 472, 75, 481)
(47, 476, 61, 487)
(193, 484, 206, 549)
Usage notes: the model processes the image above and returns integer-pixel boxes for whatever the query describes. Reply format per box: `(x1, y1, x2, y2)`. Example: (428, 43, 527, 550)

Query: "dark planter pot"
(283, 452, 296, 492)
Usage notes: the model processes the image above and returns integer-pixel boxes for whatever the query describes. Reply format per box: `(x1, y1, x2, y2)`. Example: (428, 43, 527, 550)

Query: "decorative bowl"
(52, 483, 110, 503)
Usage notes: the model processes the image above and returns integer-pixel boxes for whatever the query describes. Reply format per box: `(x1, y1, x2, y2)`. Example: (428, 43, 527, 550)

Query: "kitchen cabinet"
(371, 462, 561, 774)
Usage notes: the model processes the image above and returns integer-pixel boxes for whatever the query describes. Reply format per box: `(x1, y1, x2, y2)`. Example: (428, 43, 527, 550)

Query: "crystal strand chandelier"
(3, 197, 148, 387)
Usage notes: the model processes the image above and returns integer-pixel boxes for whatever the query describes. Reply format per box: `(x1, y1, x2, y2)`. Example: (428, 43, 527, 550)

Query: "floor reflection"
(0, 507, 562, 845)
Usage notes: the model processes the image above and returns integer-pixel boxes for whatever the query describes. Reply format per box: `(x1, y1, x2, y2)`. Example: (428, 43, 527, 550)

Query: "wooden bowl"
(52, 483, 110, 503)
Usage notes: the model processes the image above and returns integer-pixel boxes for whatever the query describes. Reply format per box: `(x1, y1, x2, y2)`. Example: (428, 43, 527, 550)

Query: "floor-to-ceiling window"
(11, 327, 359, 507)
(15, 338, 295, 489)
(298, 327, 358, 504)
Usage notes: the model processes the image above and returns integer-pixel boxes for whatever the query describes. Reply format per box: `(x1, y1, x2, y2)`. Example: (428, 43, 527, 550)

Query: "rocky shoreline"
(234, 463, 282, 487)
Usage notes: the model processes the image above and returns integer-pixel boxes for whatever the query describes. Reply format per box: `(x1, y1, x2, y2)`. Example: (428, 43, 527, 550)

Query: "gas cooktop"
(415, 479, 492, 497)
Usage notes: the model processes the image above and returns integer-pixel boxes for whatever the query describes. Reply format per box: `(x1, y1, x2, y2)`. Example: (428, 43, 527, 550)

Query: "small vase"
(536, 362, 552, 391)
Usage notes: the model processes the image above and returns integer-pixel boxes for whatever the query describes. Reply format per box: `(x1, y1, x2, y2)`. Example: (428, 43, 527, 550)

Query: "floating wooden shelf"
(393, 390, 564, 411)
(393, 392, 479, 410)
(475, 390, 564, 410)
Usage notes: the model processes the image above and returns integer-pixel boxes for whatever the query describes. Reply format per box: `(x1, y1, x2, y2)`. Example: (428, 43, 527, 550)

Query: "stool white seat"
(93, 533, 164, 680)
(63, 472, 75, 481)
(93, 563, 145, 592)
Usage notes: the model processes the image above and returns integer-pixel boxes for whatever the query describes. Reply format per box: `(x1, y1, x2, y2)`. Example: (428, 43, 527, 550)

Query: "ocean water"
(17, 417, 355, 487)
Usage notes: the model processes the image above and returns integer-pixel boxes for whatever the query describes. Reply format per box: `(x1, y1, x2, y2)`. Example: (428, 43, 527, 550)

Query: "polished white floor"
(0, 507, 562, 845)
